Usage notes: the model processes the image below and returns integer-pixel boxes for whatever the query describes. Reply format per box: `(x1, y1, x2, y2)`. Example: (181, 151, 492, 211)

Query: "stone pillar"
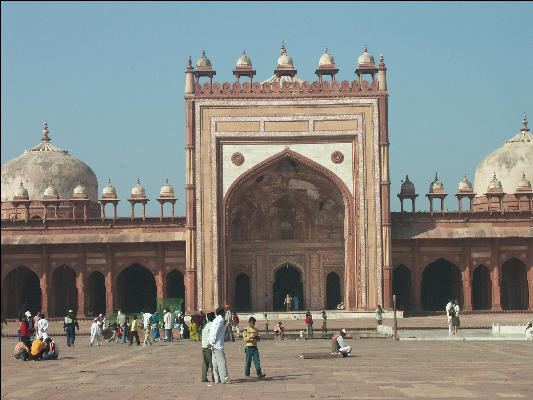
(462, 267, 472, 312)
(491, 240, 502, 311)
(40, 245, 50, 316)
(76, 271, 86, 317)
(105, 245, 114, 315)
(40, 272, 49, 317)
(412, 252, 422, 311)
(156, 269, 166, 302)
(185, 97, 197, 313)
(527, 265, 533, 311)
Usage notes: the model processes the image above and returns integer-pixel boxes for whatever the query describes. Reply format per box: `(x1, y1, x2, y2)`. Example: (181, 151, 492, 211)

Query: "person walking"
(232, 312, 240, 337)
(305, 311, 313, 338)
(129, 315, 141, 346)
(208, 307, 230, 384)
(152, 311, 160, 341)
(64, 310, 79, 347)
(321, 311, 327, 336)
(284, 294, 292, 311)
(90, 318, 102, 346)
(375, 304, 384, 327)
(163, 309, 173, 342)
(242, 316, 266, 379)
(201, 312, 215, 382)
(37, 313, 49, 340)
(143, 311, 153, 346)
(264, 314, 269, 334)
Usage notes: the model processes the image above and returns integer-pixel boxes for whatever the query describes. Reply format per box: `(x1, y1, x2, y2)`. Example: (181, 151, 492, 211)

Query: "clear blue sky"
(2, 1, 532, 216)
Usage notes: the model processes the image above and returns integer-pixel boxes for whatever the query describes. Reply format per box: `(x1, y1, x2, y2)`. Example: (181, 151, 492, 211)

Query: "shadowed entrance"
(166, 269, 185, 312)
(326, 272, 341, 310)
(421, 259, 463, 311)
(87, 271, 106, 316)
(393, 265, 411, 311)
(501, 258, 528, 310)
(52, 265, 77, 317)
(117, 264, 156, 313)
(3, 266, 41, 318)
(472, 265, 491, 310)
(235, 273, 251, 311)
(273, 264, 303, 311)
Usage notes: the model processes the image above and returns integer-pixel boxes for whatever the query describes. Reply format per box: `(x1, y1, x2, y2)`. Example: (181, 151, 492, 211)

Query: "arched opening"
(3, 266, 41, 318)
(235, 273, 251, 311)
(117, 264, 156, 313)
(421, 259, 463, 311)
(326, 272, 341, 310)
(225, 150, 352, 312)
(273, 264, 303, 311)
(87, 271, 106, 316)
(392, 265, 411, 311)
(472, 265, 492, 310)
(501, 258, 528, 310)
(166, 269, 185, 312)
(52, 265, 77, 317)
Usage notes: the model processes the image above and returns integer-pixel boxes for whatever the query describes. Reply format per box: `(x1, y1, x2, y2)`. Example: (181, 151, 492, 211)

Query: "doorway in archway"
(501, 258, 528, 310)
(87, 271, 106, 316)
(472, 265, 491, 310)
(117, 264, 156, 313)
(421, 259, 463, 311)
(52, 266, 77, 317)
(392, 265, 411, 310)
(235, 273, 251, 311)
(166, 269, 185, 312)
(273, 264, 303, 311)
(326, 272, 341, 310)
(3, 266, 41, 318)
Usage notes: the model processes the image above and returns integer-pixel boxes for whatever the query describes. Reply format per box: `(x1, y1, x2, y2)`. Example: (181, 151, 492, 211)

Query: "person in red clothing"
(20, 312, 35, 339)
(305, 311, 313, 338)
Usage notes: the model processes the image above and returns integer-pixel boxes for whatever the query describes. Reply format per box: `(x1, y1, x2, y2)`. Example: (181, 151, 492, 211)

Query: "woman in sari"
(190, 314, 200, 341)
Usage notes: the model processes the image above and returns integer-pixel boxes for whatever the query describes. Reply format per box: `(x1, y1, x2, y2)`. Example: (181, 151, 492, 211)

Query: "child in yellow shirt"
(242, 317, 266, 379)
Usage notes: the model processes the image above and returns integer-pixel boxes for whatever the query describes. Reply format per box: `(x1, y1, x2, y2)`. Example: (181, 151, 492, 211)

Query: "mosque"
(1, 45, 532, 318)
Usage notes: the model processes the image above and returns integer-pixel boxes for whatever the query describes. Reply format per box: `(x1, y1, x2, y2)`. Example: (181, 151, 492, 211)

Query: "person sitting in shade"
(331, 329, 352, 357)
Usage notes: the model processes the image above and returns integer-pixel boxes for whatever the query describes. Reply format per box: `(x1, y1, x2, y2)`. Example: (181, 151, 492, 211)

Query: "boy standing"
(242, 317, 266, 379)
(90, 318, 101, 346)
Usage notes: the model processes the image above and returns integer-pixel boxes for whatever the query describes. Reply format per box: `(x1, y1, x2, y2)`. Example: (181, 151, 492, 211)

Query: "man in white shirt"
(331, 329, 351, 357)
(208, 307, 230, 384)
(142, 311, 153, 346)
(163, 309, 174, 342)
(37, 314, 49, 340)
(201, 312, 215, 382)
(445, 299, 454, 335)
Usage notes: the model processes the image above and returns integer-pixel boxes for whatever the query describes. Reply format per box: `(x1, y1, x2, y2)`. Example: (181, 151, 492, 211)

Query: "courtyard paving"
(2, 329, 532, 399)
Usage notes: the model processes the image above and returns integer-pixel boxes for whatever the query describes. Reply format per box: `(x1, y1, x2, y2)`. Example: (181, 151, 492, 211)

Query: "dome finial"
(41, 122, 51, 142)
(20, 179, 24, 187)
(108, 178, 111, 185)
(137, 177, 141, 184)
(187, 56, 192, 69)
(435, 172, 439, 181)
(166, 178, 169, 184)
(280, 41, 286, 55)
(521, 113, 529, 132)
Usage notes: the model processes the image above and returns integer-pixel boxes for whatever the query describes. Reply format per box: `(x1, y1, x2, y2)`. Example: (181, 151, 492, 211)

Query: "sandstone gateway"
(2, 46, 532, 317)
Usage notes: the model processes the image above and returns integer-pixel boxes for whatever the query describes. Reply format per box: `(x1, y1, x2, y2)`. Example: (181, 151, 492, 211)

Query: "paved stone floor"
(2, 334, 532, 399)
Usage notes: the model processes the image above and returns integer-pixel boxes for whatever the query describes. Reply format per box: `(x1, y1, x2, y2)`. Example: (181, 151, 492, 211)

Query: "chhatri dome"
(262, 43, 304, 85)
(357, 47, 375, 67)
(196, 51, 212, 68)
(474, 113, 533, 195)
(236, 51, 252, 67)
(1, 122, 98, 202)
(318, 48, 335, 67)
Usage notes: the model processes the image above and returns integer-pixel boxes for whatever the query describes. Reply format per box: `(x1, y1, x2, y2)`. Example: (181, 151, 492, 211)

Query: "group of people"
(283, 293, 301, 311)
(446, 299, 461, 335)
(13, 310, 59, 361)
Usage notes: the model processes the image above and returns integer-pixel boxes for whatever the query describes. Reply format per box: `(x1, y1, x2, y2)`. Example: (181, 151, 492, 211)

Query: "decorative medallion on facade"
(331, 151, 344, 164)
(231, 152, 245, 166)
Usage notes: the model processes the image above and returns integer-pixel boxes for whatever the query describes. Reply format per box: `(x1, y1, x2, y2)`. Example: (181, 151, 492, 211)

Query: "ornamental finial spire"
(41, 122, 51, 142)
(521, 113, 529, 132)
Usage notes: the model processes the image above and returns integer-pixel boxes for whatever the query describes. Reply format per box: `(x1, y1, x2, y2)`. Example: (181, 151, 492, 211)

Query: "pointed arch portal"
(3, 266, 41, 318)
(117, 264, 156, 313)
(421, 259, 463, 311)
(273, 264, 304, 311)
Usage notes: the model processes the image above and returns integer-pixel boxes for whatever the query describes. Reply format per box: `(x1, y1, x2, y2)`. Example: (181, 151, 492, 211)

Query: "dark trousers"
(165, 328, 173, 342)
(66, 326, 76, 346)
(129, 331, 140, 345)
(244, 346, 262, 376)
(201, 347, 214, 381)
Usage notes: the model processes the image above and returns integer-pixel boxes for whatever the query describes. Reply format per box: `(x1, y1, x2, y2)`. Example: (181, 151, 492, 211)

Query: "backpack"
(232, 313, 239, 324)
(448, 306, 456, 318)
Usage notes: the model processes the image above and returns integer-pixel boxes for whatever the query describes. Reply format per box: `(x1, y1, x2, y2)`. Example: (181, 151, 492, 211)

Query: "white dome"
(277, 44, 293, 66)
(400, 175, 416, 195)
(131, 178, 146, 196)
(516, 172, 531, 190)
(358, 47, 375, 66)
(160, 179, 175, 196)
(236, 51, 252, 67)
(474, 114, 533, 195)
(14, 181, 29, 198)
(458, 174, 473, 191)
(429, 173, 444, 192)
(318, 49, 334, 66)
(1, 123, 98, 202)
(102, 179, 117, 196)
(196, 51, 211, 68)
(43, 181, 59, 197)
(487, 173, 502, 190)
(73, 183, 87, 195)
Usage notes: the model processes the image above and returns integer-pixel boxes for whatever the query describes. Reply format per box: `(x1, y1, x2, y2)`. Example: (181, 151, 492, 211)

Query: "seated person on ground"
(331, 329, 351, 357)
(43, 337, 60, 360)
(13, 336, 32, 361)
(273, 321, 285, 337)
(30, 337, 47, 360)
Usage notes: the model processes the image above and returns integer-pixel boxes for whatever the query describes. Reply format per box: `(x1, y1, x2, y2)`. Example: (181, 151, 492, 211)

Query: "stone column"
(491, 240, 502, 311)
(527, 265, 533, 311)
(412, 255, 422, 311)
(105, 245, 114, 315)
(40, 245, 50, 316)
(185, 98, 197, 314)
(462, 243, 472, 311)
(76, 271, 86, 317)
